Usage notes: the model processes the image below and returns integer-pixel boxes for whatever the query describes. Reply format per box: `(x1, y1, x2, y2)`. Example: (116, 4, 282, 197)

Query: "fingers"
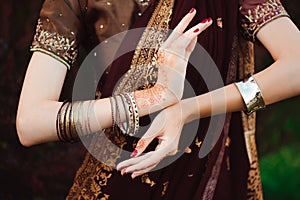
(173, 8, 197, 33)
(162, 8, 196, 48)
(160, 17, 213, 65)
(130, 119, 164, 158)
(130, 137, 152, 158)
(131, 164, 157, 179)
(118, 151, 162, 179)
(174, 18, 213, 51)
(124, 153, 160, 175)
(186, 17, 213, 37)
(116, 152, 151, 171)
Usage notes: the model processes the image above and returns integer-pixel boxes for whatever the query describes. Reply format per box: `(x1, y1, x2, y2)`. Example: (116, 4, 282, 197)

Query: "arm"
(117, 17, 300, 178)
(16, 9, 212, 147)
(184, 16, 300, 123)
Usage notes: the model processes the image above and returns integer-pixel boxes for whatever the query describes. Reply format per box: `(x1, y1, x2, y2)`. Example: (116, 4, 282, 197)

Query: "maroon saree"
(30, 0, 289, 199)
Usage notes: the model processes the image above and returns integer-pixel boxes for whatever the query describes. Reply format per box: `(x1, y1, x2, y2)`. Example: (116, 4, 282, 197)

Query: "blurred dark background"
(0, 1, 299, 199)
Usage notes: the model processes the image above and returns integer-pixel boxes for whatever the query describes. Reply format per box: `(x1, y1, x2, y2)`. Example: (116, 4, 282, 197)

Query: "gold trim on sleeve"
(30, 19, 78, 70)
(240, 0, 290, 42)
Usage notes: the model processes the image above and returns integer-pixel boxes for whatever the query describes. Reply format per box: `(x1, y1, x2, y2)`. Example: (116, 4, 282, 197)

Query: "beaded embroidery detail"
(240, 0, 289, 42)
(31, 19, 78, 69)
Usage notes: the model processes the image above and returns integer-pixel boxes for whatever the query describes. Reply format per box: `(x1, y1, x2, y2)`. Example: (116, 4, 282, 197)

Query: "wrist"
(178, 98, 199, 124)
(153, 83, 180, 106)
(179, 93, 213, 123)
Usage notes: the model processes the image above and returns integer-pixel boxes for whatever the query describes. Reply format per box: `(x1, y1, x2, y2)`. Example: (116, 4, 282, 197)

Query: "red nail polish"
(207, 17, 212, 22)
(130, 149, 138, 157)
(189, 8, 195, 14)
(200, 18, 208, 24)
(193, 28, 200, 33)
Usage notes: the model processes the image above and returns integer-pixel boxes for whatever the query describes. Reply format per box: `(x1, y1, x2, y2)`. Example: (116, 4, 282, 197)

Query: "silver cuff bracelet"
(235, 76, 266, 115)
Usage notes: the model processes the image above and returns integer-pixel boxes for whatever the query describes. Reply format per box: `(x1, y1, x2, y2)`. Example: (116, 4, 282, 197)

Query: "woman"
(17, 0, 300, 199)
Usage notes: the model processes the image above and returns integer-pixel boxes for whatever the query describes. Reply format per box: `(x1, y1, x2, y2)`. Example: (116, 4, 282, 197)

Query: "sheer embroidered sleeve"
(239, 0, 290, 42)
(31, 0, 85, 70)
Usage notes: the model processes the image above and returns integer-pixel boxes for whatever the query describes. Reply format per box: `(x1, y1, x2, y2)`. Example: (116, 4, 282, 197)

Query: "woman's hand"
(134, 9, 212, 115)
(116, 103, 187, 179)
(155, 14, 211, 103)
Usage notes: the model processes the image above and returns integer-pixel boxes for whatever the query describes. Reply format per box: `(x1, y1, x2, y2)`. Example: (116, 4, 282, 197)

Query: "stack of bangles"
(109, 92, 139, 136)
(234, 76, 266, 115)
(56, 92, 139, 143)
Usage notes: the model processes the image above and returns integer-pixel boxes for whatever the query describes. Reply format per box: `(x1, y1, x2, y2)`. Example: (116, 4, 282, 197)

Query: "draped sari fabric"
(69, 1, 247, 199)
(30, 0, 290, 199)
(98, 1, 243, 199)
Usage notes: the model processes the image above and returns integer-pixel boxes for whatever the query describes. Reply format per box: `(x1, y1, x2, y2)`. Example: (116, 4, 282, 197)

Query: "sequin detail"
(240, 0, 289, 42)
(31, 19, 78, 69)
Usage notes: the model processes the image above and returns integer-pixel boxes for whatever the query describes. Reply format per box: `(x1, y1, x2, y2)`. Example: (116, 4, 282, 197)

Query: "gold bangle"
(127, 92, 139, 136)
(56, 101, 79, 143)
(69, 102, 79, 143)
(56, 101, 68, 142)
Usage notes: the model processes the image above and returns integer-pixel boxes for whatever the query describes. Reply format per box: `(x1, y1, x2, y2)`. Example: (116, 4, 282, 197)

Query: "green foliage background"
(257, 97, 300, 199)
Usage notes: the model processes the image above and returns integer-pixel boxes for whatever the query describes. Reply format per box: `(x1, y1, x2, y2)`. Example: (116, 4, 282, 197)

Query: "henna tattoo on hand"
(134, 84, 167, 111)
(157, 49, 165, 67)
(136, 139, 146, 149)
(134, 47, 180, 111)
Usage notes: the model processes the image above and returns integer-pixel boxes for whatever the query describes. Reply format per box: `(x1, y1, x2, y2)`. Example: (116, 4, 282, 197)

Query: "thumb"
(130, 125, 162, 158)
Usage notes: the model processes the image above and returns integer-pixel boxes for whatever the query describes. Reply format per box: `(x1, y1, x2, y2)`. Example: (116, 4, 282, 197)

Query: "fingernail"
(189, 8, 195, 14)
(193, 28, 200, 33)
(130, 149, 138, 158)
(121, 169, 127, 176)
(200, 18, 208, 24)
(207, 17, 212, 22)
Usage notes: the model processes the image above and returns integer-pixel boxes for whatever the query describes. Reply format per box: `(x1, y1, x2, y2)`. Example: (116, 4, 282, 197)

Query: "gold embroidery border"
(240, 0, 290, 42)
(30, 47, 71, 69)
(238, 36, 264, 200)
(114, 0, 174, 94)
(30, 19, 78, 70)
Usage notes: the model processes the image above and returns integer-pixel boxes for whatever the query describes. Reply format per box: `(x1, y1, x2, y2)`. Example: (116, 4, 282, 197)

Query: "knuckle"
(168, 145, 178, 156)
(168, 150, 177, 156)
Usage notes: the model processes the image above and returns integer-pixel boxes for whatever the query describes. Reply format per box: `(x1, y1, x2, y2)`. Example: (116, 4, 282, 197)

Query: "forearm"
(181, 84, 243, 123)
(17, 100, 62, 146)
(17, 85, 173, 146)
(182, 16, 300, 123)
(182, 54, 300, 123)
(95, 87, 173, 131)
(17, 54, 175, 146)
